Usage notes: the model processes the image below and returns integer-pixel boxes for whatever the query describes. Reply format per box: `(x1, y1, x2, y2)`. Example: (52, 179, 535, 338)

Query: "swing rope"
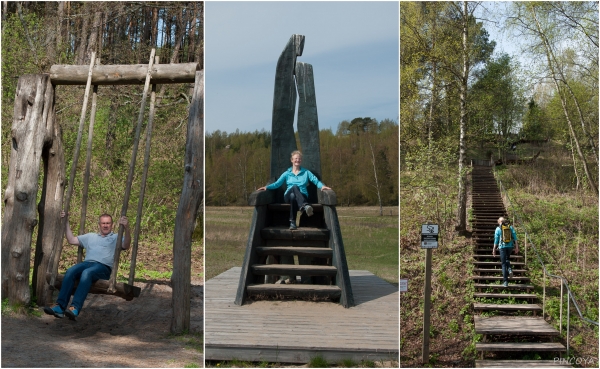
(78, 60, 100, 263)
(129, 55, 159, 286)
(48, 52, 96, 289)
(107, 48, 156, 294)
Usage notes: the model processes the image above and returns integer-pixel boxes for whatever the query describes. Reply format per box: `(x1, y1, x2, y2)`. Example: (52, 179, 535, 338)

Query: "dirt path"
(2, 280, 203, 368)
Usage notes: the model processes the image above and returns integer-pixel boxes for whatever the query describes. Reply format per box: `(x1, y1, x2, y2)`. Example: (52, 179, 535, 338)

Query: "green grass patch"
(308, 355, 329, 368)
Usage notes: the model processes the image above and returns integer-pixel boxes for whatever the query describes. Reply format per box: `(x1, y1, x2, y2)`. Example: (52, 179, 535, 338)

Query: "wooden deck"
(205, 267, 398, 363)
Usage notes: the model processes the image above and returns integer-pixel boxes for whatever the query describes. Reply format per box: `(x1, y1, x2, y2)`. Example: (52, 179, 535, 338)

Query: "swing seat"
(46, 273, 141, 301)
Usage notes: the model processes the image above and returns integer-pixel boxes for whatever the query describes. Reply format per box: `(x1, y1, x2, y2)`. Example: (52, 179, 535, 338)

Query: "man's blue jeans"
(57, 261, 111, 311)
(499, 247, 513, 283)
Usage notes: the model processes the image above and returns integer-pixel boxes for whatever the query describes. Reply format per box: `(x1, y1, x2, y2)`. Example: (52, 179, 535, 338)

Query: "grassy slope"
(205, 206, 399, 284)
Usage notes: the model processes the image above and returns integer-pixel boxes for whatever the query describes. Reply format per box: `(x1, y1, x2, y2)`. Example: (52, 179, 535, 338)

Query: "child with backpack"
(493, 217, 519, 287)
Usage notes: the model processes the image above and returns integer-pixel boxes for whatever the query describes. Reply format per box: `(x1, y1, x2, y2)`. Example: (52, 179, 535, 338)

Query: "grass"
(309, 355, 329, 368)
(205, 206, 398, 284)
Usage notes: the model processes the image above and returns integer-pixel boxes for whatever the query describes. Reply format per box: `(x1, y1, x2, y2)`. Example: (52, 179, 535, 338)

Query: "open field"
(205, 206, 398, 284)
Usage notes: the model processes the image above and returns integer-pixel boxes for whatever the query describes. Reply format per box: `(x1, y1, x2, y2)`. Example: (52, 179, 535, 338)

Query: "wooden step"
(476, 360, 571, 368)
(251, 264, 337, 276)
(473, 255, 524, 260)
(474, 316, 560, 336)
(261, 227, 330, 241)
(265, 239, 328, 247)
(268, 203, 324, 212)
(474, 283, 534, 291)
(246, 283, 341, 299)
(473, 261, 525, 266)
(255, 246, 332, 258)
(472, 276, 530, 282)
(476, 342, 566, 352)
(474, 268, 527, 274)
(473, 303, 541, 312)
(474, 292, 536, 300)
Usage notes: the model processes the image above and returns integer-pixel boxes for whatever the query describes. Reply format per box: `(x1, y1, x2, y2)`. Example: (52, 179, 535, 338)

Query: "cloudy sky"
(205, 2, 398, 134)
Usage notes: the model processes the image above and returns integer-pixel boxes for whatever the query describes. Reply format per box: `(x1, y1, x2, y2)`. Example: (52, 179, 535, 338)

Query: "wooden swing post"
(107, 49, 156, 294)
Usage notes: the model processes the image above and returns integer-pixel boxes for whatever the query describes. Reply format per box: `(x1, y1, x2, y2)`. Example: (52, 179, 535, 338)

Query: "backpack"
(501, 221, 512, 243)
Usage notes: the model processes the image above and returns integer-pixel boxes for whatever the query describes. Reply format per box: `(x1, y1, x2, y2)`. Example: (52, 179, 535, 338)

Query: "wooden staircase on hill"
(235, 189, 354, 308)
(470, 166, 569, 368)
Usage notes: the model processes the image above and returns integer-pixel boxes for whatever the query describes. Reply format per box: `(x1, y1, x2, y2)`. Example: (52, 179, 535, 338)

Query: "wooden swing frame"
(45, 49, 197, 300)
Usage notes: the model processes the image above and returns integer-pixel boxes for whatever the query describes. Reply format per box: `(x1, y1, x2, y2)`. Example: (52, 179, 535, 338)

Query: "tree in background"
(205, 119, 398, 209)
(508, 1, 598, 195)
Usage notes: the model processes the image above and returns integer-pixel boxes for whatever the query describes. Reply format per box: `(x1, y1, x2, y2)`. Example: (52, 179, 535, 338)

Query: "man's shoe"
(289, 221, 297, 230)
(304, 205, 314, 217)
(508, 268, 513, 277)
(502, 281, 509, 288)
(65, 306, 79, 321)
(43, 304, 64, 319)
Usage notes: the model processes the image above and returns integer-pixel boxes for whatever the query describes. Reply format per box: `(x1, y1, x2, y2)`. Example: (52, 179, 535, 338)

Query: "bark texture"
(171, 70, 204, 334)
(2, 74, 55, 304)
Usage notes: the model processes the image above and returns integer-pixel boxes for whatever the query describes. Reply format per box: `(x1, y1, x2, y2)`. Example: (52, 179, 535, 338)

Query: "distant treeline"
(206, 118, 399, 207)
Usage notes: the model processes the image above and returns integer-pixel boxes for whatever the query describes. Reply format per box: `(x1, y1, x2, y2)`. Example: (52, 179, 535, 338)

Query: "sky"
(205, 2, 399, 134)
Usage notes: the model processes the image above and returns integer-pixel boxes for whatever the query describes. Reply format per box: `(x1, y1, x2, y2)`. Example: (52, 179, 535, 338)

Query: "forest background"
(400, 2, 598, 366)
(1, 1, 204, 282)
(205, 118, 399, 209)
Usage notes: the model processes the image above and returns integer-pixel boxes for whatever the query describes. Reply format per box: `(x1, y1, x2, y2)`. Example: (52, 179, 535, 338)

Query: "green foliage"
(308, 355, 328, 368)
(205, 120, 398, 207)
(184, 363, 200, 368)
(360, 360, 376, 368)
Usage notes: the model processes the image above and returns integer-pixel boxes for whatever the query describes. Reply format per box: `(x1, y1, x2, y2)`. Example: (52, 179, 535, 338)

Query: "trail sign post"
(421, 223, 438, 364)
(400, 279, 408, 293)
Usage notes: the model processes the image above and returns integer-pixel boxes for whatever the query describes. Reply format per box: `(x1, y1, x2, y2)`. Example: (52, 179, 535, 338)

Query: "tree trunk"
(151, 7, 159, 47)
(44, 2, 56, 65)
(86, 10, 102, 63)
(456, 1, 469, 232)
(368, 138, 383, 216)
(1, 74, 55, 305)
(171, 70, 204, 334)
(33, 98, 64, 306)
(76, 8, 90, 65)
(531, 6, 598, 195)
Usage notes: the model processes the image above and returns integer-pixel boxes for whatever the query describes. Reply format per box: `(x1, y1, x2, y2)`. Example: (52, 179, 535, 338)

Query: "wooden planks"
(247, 284, 341, 299)
(474, 316, 560, 336)
(251, 264, 337, 276)
(476, 342, 566, 352)
(206, 267, 398, 363)
(476, 360, 572, 368)
(255, 246, 332, 258)
(261, 227, 330, 240)
(473, 303, 541, 312)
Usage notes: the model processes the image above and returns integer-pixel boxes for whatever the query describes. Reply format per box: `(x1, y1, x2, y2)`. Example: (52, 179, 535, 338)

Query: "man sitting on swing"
(44, 211, 131, 320)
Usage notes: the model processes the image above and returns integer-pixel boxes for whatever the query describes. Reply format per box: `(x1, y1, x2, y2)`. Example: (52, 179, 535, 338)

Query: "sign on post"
(421, 223, 438, 364)
(421, 224, 439, 248)
(400, 279, 408, 293)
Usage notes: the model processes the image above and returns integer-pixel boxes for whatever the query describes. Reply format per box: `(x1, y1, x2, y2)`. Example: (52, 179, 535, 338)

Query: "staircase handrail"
(494, 170, 599, 327)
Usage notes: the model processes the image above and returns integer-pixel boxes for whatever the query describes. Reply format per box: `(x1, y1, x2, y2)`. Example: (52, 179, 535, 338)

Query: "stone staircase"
(235, 189, 354, 307)
(470, 166, 569, 367)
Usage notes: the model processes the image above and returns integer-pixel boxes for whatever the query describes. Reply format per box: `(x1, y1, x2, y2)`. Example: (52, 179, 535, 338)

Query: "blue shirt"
(77, 232, 121, 267)
(266, 167, 324, 197)
(494, 225, 517, 249)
